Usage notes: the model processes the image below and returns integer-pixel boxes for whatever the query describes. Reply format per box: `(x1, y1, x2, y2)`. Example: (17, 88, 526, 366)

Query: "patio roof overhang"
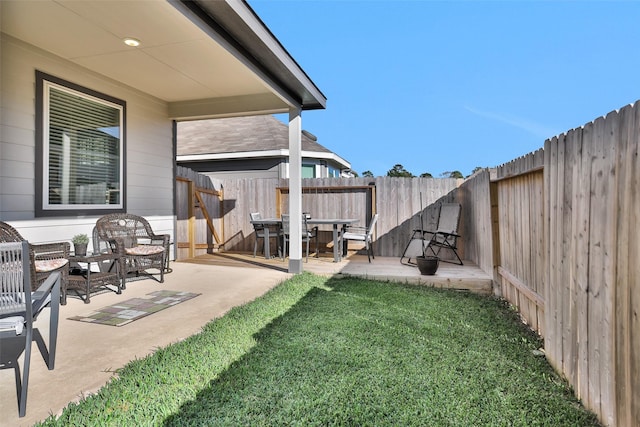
(0, 0, 327, 120)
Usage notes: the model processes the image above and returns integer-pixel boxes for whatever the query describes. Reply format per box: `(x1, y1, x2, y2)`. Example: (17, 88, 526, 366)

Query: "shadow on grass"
(162, 279, 337, 426)
(161, 278, 601, 427)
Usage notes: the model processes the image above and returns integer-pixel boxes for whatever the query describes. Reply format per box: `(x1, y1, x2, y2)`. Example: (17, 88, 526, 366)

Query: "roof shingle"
(177, 115, 333, 155)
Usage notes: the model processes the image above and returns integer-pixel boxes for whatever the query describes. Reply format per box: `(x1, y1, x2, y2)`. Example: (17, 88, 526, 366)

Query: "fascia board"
(171, 0, 299, 109)
(225, 0, 327, 109)
(177, 149, 350, 169)
(178, 149, 289, 162)
(175, 0, 326, 110)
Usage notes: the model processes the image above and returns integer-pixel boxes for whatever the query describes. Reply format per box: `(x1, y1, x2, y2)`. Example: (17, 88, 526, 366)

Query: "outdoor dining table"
(250, 217, 358, 262)
(306, 218, 358, 262)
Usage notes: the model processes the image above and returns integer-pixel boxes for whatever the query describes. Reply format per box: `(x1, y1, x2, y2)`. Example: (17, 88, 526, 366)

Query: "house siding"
(182, 158, 281, 180)
(1, 35, 174, 245)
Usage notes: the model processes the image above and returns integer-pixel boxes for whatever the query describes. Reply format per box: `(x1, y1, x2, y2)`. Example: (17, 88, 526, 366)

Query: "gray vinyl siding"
(181, 158, 282, 180)
(1, 35, 174, 244)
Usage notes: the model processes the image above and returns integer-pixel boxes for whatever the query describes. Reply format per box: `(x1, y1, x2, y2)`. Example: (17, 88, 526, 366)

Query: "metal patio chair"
(0, 241, 61, 417)
(400, 203, 463, 266)
(341, 214, 378, 262)
(249, 212, 282, 259)
(423, 203, 463, 265)
(281, 214, 318, 262)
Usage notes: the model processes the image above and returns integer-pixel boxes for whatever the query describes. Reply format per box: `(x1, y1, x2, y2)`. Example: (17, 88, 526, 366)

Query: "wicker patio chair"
(95, 213, 169, 290)
(0, 221, 69, 301)
(1, 241, 61, 417)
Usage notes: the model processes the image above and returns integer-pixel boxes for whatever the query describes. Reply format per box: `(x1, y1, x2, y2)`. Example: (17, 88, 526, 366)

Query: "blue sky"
(250, 1, 640, 177)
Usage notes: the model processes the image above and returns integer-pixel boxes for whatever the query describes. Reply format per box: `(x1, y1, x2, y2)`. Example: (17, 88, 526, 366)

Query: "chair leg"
(18, 328, 33, 417)
(305, 239, 309, 262)
(315, 236, 319, 258)
(276, 231, 283, 259)
(253, 238, 258, 258)
(120, 258, 127, 291)
(280, 236, 288, 261)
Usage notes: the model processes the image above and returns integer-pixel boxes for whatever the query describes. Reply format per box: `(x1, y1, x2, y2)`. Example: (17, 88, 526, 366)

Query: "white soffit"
(0, 0, 280, 105)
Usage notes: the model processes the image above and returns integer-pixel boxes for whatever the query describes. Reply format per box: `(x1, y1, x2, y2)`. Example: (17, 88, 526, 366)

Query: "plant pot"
(74, 242, 88, 257)
(416, 255, 439, 275)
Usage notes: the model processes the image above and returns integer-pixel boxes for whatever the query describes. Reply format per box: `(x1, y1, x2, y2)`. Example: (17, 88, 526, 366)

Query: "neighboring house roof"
(177, 115, 351, 169)
(1, 0, 326, 119)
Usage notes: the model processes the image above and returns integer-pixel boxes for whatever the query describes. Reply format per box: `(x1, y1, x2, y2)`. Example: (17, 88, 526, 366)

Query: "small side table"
(66, 252, 121, 304)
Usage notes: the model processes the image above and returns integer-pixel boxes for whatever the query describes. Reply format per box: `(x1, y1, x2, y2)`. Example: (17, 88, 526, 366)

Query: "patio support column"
(288, 107, 303, 273)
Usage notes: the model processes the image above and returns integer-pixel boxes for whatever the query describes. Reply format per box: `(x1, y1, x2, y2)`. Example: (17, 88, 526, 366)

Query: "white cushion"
(125, 245, 164, 256)
(342, 232, 366, 241)
(35, 258, 68, 272)
(0, 316, 25, 335)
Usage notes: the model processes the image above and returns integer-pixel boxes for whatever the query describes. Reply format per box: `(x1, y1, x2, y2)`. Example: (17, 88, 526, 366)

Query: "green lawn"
(39, 273, 600, 426)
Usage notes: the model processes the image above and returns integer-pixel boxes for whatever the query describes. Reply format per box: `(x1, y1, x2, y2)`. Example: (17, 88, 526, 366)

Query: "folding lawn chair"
(400, 203, 463, 266)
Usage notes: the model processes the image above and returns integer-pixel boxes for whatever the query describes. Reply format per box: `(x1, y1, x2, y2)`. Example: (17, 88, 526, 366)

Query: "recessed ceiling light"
(123, 38, 140, 47)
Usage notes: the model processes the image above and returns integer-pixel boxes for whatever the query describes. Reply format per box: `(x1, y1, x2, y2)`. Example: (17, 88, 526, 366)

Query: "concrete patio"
(1, 253, 491, 426)
(194, 252, 493, 294)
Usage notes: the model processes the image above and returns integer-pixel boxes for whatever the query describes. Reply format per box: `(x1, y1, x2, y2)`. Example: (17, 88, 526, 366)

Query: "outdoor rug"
(68, 290, 200, 327)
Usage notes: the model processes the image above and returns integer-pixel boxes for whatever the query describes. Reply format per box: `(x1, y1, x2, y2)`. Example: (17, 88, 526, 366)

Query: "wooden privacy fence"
(206, 176, 461, 257)
(458, 102, 639, 427)
(543, 104, 639, 427)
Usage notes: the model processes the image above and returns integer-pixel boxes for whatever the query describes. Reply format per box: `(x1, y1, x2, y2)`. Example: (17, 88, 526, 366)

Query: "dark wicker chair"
(0, 221, 70, 302)
(95, 213, 169, 290)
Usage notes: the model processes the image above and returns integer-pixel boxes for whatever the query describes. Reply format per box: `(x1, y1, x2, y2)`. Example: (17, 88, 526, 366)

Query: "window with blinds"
(37, 72, 125, 215)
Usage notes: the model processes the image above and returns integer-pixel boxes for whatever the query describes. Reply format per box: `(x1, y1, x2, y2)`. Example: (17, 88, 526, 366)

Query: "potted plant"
(415, 194, 439, 275)
(416, 252, 439, 275)
(72, 233, 89, 256)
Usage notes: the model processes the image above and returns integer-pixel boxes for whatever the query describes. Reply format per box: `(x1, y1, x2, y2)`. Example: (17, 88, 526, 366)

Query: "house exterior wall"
(178, 157, 347, 180)
(182, 158, 281, 180)
(0, 35, 174, 246)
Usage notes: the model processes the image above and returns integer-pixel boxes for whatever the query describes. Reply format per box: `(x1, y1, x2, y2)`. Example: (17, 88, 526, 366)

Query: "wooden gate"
(176, 166, 224, 260)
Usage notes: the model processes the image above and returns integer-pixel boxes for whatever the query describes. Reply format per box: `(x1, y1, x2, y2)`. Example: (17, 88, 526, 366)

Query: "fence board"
(614, 103, 640, 427)
(598, 110, 618, 426)
(587, 116, 606, 416)
(629, 104, 640, 427)
(575, 122, 591, 405)
(613, 104, 632, 427)
(544, 136, 558, 369)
